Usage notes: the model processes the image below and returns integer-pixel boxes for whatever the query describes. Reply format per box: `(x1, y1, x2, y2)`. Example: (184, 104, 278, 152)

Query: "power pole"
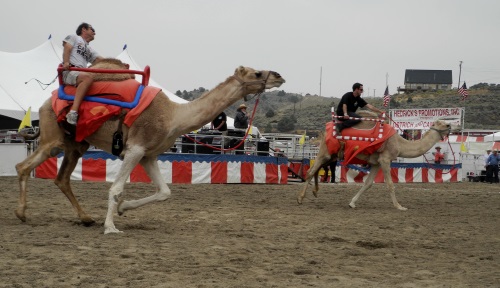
(319, 66, 322, 97)
(458, 61, 463, 89)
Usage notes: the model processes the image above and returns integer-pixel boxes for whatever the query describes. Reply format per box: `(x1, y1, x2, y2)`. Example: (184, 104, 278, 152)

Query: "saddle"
(325, 120, 397, 165)
(51, 79, 161, 142)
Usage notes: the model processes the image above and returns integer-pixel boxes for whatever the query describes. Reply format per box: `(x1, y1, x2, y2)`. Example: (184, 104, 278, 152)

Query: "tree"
(199, 87, 206, 92)
(289, 95, 300, 114)
(277, 115, 295, 132)
(265, 123, 273, 133)
(175, 90, 182, 97)
(277, 90, 286, 96)
(390, 97, 399, 108)
(265, 109, 275, 118)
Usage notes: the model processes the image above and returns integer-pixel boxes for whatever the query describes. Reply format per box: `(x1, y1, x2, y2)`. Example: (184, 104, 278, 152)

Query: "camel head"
(90, 58, 135, 82)
(428, 120, 458, 140)
(232, 66, 285, 94)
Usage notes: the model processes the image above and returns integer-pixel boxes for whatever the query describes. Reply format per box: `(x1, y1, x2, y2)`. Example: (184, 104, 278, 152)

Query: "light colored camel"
(15, 60, 285, 234)
(297, 111, 456, 210)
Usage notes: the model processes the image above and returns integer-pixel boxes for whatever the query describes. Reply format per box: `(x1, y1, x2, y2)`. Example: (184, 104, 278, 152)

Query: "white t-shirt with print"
(63, 34, 100, 67)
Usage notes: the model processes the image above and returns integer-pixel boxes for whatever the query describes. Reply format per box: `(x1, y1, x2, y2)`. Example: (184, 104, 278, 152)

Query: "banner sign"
(390, 108, 463, 130)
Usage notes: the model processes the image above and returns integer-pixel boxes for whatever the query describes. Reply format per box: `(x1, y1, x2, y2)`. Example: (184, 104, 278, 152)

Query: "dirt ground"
(1, 177, 499, 288)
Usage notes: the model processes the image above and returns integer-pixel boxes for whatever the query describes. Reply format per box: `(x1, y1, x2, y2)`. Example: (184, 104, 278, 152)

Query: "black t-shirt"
(212, 112, 227, 131)
(336, 92, 368, 116)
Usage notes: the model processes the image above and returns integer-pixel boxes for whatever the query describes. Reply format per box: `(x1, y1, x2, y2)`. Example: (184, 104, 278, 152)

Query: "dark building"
(398, 69, 453, 93)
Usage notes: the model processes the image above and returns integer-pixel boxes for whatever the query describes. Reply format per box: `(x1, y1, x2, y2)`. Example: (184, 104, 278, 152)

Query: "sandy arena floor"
(1, 176, 499, 287)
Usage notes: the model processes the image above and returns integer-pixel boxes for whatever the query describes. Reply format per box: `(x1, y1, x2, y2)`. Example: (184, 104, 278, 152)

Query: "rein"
(182, 95, 261, 152)
(429, 127, 451, 141)
(387, 115, 457, 173)
(181, 70, 275, 152)
(232, 70, 272, 101)
(423, 126, 459, 173)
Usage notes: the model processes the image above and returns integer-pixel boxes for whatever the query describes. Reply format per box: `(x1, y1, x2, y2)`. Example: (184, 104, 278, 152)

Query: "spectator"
(234, 104, 249, 129)
(211, 111, 228, 136)
(434, 146, 445, 164)
(321, 161, 338, 183)
(484, 149, 492, 183)
(486, 149, 500, 184)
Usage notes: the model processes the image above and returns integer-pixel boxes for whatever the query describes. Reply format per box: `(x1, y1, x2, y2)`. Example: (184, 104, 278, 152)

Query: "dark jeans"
(338, 112, 361, 131)
(486, 165, 499, 183)
(322, 161, 337, 183)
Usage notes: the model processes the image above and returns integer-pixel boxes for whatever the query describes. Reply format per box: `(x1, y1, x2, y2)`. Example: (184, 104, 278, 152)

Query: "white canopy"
(0, 39, 244, 130)
(0, 40, 61, 120)
(483, 131, 500, 142)
(0, 39, 191, 121)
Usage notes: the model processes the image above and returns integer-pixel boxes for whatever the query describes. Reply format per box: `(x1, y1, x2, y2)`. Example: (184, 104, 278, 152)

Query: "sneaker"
(66, 111, 79, 125)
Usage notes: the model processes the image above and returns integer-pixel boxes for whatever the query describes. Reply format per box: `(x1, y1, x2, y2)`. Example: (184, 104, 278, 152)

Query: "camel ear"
(235, 66, 247, 76)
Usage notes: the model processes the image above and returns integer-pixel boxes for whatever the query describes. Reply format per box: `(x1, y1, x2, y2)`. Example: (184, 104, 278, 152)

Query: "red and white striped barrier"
(35, 153, 289, 184)
(322, 165, 461, 183)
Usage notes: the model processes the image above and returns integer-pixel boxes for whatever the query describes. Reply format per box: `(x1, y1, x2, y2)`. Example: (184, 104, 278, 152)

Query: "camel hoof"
(117, 200, 125, 216)
(297, 197, 303, 205)
(15, 210, 26, 222)
(312, 190, 318, 198)
(398, 206, 408, 211)
(104, 227, 123, 234)
(349, 203, 356, 209)
(81, 216, 96, 227)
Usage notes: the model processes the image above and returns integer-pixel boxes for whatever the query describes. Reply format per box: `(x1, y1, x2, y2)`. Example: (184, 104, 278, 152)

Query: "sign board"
(390, 108, 463, 130)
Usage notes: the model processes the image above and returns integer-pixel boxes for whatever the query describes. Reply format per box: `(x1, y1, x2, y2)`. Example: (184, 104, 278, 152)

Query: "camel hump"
(352, 110, 382, 130)
(90, 58, 135, 82)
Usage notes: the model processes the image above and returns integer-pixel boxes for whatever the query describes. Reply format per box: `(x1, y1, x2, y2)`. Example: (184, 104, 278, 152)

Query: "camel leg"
(297, 155, 331, 204)
(313, 170, 320, 195)
(53, 145, 95, 225)
(117, 156, 171, 215)
(349, 165, 380, 208)
(104, 145, 145, 234)
(379, 161, 407, 211)
(15, 143, 62, 222)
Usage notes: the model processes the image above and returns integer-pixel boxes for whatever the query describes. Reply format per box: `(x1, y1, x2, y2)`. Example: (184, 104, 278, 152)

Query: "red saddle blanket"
(325, 122, 341, 155)
(325, 123, 397, 165)
(52, 79, 161, 142)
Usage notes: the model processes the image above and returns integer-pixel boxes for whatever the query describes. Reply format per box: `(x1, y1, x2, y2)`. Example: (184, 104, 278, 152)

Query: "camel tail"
(18, 130, 40, 141)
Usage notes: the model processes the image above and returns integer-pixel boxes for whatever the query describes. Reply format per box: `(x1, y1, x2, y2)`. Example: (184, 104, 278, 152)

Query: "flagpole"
(458, 61, 462, 89)
(386, 73, 390, 111)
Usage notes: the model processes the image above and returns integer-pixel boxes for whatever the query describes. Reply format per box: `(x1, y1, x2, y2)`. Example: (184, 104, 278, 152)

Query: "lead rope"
(387, 115, 456, 174)
(182, 94, 262, 152)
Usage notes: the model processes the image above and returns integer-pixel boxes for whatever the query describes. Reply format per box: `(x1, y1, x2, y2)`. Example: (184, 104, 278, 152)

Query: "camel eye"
(255, 71, 262, 78)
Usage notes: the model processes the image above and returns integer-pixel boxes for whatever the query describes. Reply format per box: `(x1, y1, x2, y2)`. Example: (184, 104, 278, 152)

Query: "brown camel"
(297, 111, 457, 210)
(15, 59, 285, 234)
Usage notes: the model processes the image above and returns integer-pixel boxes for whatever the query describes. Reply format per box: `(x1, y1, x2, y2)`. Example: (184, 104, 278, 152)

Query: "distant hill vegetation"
(176, 82, 500, 136)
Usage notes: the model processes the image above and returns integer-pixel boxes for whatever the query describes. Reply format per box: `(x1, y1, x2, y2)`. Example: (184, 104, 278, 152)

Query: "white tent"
(0, 39, 62, 120)
(483, 131, 500, 142)
(0, 38, 250, 131)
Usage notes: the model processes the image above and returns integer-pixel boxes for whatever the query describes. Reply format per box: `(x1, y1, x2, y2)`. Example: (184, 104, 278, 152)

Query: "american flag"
(458, 82, 468, 101)
(383, 86, 390, 107)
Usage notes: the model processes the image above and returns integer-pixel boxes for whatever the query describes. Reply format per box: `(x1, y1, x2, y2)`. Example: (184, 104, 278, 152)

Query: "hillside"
(177, 86, 500, 136)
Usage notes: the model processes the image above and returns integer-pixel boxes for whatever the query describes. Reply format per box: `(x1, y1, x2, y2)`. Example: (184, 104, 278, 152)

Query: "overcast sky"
(2, 0, 499, 98)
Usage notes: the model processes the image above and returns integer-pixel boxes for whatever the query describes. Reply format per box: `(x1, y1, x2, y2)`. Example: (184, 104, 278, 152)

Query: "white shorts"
(62, 70, 79, 85)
